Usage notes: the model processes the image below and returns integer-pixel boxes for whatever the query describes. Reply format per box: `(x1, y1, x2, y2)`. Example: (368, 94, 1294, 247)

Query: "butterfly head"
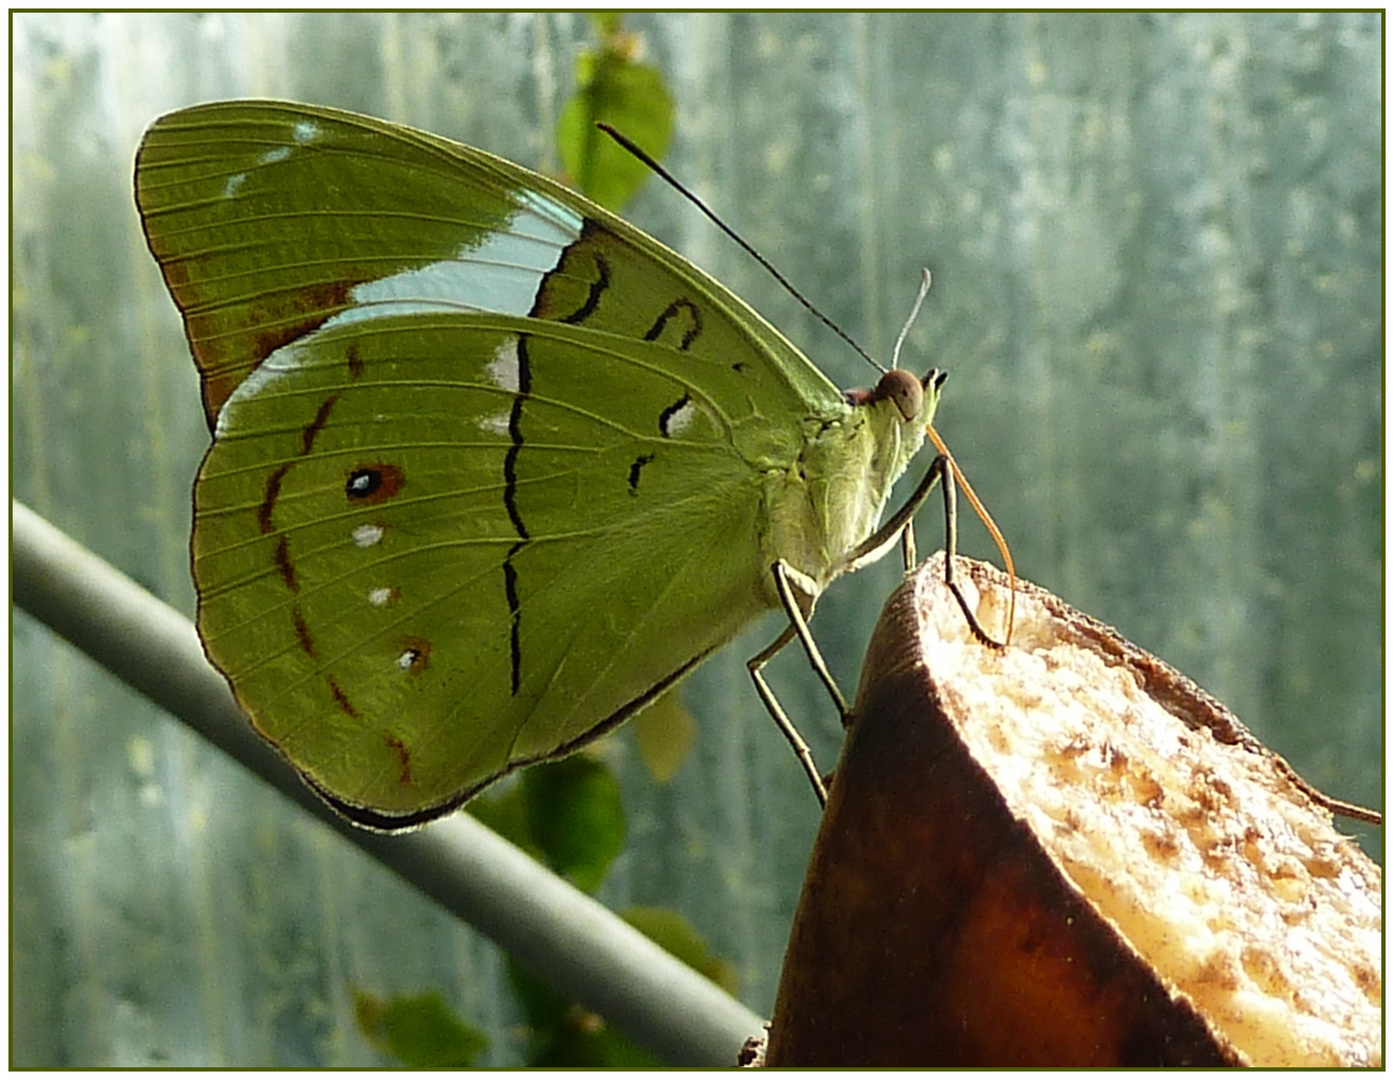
(846, 367, 946, 426)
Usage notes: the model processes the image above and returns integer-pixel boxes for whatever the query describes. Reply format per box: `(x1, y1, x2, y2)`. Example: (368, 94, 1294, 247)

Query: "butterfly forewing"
(135, 100, 843, 428)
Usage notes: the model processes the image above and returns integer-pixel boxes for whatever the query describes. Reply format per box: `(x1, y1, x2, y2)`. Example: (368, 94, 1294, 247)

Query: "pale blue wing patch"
(215, 340, 304, 438)
(213, 191, 584, 437)
(323, 191, 585, 328)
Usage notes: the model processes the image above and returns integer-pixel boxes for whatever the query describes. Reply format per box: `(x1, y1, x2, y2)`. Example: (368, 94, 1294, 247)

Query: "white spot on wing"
(260, 146, 290, 165)
(292, 120, 319, 144)
(397, 649, 419, 671)
(661, 399, 697, 438)
(223, 173, 247, 197)
(368, 587, 394, 607)
(488, 339, 520, 392)
(353, 524, 384, 548)
(478, 413, 511, 436)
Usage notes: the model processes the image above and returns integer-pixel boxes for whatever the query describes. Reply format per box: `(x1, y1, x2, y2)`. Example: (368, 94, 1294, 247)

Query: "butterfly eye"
(873, 369, 925, 423)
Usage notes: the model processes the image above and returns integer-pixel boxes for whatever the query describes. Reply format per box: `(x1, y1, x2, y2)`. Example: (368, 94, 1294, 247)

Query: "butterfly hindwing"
(195, 311, 782, 820)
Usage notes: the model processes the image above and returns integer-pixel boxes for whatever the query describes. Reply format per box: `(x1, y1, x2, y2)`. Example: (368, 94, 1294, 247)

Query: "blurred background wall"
(11, 11, 1381, 1066)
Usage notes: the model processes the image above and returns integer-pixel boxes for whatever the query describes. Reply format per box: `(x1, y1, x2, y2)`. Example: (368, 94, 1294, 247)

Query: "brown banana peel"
(765, 555, 1381, 1067)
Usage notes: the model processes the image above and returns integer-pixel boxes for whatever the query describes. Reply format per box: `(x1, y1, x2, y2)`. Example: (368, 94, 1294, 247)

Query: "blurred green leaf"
(353, 988, 488, 1067)
(532, 1009, 660, 1067)
(468, 776, 534, 853)
(506, 956, 571, 1033)
(508, 958, 659, 1067)
(631, 689, 697, 783)
(506, 902, 738, 1065)
(557, 16, 674, 210)
(587, 11, 622, 37)
(624, 905, 739, 996)
(523, 756, 626, 894)
(472, 757, 627, 895)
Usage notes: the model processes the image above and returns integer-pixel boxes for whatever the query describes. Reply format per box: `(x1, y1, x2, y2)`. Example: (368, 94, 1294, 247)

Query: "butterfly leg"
(900, 517, 917, 573)
(747, 560, 851, 806)
(772, 559, 852, 721)
(748, 623, 829, 806)
(841, 453, 1005, 649)
(836, 445, 947, 577)
(931, 453, 1006, 650)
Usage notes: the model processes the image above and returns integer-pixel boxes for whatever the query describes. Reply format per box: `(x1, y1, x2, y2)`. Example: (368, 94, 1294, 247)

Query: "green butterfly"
(135, 100, 978, 830)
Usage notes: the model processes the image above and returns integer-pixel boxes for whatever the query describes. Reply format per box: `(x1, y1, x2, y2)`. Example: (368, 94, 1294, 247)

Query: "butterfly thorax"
(762, 368, 939, 600)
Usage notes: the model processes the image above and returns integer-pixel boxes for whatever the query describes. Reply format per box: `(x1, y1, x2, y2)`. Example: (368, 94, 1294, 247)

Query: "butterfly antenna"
(598, 123, 884, 374)
(891, 268, 933, 370)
